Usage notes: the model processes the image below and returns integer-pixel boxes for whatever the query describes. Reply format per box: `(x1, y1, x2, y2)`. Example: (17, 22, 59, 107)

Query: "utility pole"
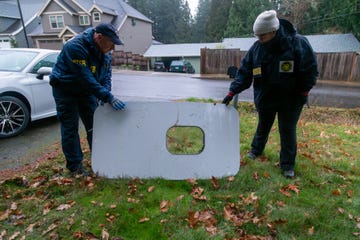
(16, 0, 30, 48)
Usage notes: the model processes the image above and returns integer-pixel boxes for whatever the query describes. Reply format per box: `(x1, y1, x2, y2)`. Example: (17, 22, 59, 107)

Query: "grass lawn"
(0, 101, 359, 240)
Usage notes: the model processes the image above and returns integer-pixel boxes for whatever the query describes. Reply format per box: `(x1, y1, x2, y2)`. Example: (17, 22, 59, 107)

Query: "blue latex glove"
(110, 96, 126, 110)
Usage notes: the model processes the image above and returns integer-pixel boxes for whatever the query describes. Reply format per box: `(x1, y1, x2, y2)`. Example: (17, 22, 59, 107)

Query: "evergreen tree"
(126, 0, 193, 43)
(224, 0, 273, 38)
(300, 0, 360, 39)
(192, 0, 212, 42)
(205, 0, 232, 42)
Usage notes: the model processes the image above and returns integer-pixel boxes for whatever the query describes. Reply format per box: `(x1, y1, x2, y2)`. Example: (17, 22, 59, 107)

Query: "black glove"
(222, 92, 234, 105)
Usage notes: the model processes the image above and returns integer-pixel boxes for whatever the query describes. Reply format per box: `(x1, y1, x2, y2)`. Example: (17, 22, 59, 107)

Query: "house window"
(93, 12, 101, 22)
(49, 15, 64, 29)
(79, 15, 90, 25)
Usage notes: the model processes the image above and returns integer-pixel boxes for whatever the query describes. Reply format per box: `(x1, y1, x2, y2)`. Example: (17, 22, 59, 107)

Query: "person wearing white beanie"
(223, 10, 318, 178)
(253, 10, 280, 35)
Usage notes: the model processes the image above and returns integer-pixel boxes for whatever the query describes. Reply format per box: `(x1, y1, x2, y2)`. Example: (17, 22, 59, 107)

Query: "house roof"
(305, 34, 360, 53)
(144, 33, 360, 58)
(0, 0, 46, 34)
(0, 1, 20, 19)
(224, 34, 360, 53)
(34, 0, 152, 36)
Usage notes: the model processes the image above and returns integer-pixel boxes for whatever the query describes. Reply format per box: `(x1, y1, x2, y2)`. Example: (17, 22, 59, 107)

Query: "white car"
(0, 48, 59, 138)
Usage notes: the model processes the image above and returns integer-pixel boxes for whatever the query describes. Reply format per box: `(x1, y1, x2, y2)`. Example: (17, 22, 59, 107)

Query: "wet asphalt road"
(1, 70, 359, 171)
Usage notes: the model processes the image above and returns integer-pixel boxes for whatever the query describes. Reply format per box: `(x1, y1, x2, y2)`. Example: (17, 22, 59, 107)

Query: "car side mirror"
(36, 67, 53, 80)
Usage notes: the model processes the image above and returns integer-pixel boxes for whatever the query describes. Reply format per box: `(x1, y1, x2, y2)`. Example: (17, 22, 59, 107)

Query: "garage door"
(0, 39, 11, 48)
(37, 39, 63, 50)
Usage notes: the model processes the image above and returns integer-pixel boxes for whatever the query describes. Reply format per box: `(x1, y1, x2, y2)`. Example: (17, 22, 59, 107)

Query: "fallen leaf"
(190, 186, 207, 201)
(211, 176, 219, 189)
(0, 210, 10, 221)
(73, 231, 85, 239)
(160, 219, 168, 224)
(160, 200, 169, 212)
(279, 189, 291, 197)
(227, 176, 235, 182)
(252, 172, 259, 181)
(139, 217, 150, 223)
(320, 131, 328, 138)
(110, 204, 117, 209)
(56, 204, 72, 211)
(280, 184, 300, 197)
(186, 178, 197, 186)
(308, 226, 314, 235)
(102, 228, 109, 240)
(286, 184, 300, 194)
(176, 195, 184, 201)
(332, 189, 341, 196)
(42, 223, 58, 235)
(10, 202, 17, 211)
(9, 231, 20, 240)
(262, 172, 271, 178)
(148, 186, 155, 192)
(127, 198, 139, 203)
(25, 223, 36, 233)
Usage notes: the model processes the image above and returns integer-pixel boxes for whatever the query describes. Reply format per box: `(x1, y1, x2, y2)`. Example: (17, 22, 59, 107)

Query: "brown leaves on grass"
(190, 186, 207, 201)
(279, 184, 300, 197)
(188, 209, 218, 235)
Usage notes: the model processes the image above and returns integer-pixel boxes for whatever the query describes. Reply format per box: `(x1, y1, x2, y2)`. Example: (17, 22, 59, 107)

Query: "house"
(0, 0, 46, 48)
(0, 0, 153, 55)
(144, 42, 220, 74)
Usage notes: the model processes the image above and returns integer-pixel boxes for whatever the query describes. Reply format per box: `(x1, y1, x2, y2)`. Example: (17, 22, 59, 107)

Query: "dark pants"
(250, 104, 303, 171)
(52, 87, 97, 172)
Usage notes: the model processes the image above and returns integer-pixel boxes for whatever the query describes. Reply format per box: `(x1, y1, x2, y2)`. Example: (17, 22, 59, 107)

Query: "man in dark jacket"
(222, 10, 318, 178)
(50, 23, 126, 176)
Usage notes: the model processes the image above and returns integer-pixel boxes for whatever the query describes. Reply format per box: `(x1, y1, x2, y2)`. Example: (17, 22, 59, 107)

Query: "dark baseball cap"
(95, 23, 123, 45)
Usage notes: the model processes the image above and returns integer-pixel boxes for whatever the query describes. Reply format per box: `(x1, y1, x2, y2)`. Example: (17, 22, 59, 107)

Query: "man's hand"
(110, 96, 126, 110)
(222, 92, 234, 105)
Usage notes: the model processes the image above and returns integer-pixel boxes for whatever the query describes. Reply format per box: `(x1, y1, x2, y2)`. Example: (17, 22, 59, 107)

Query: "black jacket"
(229, 19, 318, 110)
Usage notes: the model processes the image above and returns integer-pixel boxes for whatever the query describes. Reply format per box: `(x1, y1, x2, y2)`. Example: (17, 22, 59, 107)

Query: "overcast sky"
(187, 0, 199, 16)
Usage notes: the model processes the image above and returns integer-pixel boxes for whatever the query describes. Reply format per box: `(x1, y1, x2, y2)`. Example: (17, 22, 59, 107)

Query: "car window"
(0, 50, 38, 72)
(30, 53, 59, 74)
(170, 60, 183, 66)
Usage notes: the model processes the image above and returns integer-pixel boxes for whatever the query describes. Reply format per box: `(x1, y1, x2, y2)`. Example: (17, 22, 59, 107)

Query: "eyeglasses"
(254, 31, 275, 39)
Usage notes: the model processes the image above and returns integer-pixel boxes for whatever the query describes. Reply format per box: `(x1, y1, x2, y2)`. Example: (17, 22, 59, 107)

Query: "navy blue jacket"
(50, 28, 113, 102)
(229, 19, 318, 110)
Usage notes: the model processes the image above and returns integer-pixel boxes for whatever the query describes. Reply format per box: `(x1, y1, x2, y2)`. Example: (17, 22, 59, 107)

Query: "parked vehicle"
(0, 48, 59, 138)
(154, 61, 167, 72)
(169, 60, 195, 74)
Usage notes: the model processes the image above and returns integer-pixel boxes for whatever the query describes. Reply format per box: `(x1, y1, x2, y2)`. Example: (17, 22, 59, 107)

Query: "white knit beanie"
(253, 10, 280, 35)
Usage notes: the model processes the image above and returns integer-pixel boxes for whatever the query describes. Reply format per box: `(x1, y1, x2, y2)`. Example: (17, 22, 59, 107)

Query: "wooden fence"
(317, 52, 360, 83)
(200, 48, 242, 75)
(200, 48, 360, 83)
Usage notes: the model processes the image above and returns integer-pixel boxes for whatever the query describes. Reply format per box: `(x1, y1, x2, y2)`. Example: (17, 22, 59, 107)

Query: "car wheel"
(0, 96, 30, 138)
